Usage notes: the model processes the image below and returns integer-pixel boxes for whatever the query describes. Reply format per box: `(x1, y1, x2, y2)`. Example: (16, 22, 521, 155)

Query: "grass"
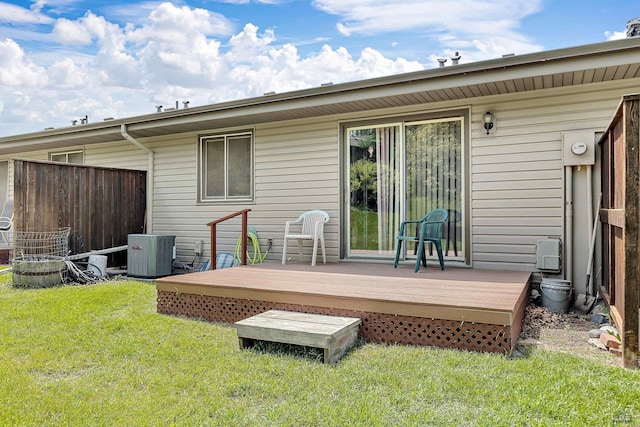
(1, 276, 639, 426)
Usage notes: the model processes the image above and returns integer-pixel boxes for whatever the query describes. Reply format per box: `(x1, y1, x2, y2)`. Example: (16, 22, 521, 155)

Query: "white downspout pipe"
(586, 165, 593, 248)
(564, 165, 573, 283)
(121, 124, 154, 233)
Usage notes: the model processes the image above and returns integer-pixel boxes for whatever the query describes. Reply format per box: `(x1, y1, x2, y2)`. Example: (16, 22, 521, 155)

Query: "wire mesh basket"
(12, 227, 71, 258)
(10, 227, 71, 288)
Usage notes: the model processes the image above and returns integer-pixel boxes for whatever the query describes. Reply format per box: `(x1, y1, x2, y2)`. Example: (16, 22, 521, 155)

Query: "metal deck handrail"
(206, 209, 251, 270)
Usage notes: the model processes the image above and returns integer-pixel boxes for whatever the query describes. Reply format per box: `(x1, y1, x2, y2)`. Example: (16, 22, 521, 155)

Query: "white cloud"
(227, 23, 276, 63)
(605, 30, 626, 41)
(218, 0, 289, 3)
(127, 2, 233, 44)
(226, 42, 423, 98)
(0, 1, 551, 136)
(0, 38, 47, 86)
(52, 17, 93, 44)
(314, 0, 542, 34)
(0, 2, 53, 24)
(315, 0, 543, 59)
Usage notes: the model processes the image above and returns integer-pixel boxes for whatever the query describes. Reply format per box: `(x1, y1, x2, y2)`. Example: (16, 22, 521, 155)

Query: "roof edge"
(2, 37, 640, 143)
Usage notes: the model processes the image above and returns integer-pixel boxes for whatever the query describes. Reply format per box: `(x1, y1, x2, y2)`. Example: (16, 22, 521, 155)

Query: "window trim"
(340, 109, 470, 265)
(198, 130, 254, 203)
(49, 149, 84, 164)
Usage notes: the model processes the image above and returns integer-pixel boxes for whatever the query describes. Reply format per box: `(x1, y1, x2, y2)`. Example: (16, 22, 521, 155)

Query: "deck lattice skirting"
(157, 291, 513, 353)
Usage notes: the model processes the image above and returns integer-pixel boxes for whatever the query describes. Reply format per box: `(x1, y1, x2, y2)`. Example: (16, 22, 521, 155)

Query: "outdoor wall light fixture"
(483, 111, 495, 134)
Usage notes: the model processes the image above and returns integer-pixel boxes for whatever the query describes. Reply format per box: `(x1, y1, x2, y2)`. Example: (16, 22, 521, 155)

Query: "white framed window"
(50, 150, 84, 164)
(199, 131, 253, 202)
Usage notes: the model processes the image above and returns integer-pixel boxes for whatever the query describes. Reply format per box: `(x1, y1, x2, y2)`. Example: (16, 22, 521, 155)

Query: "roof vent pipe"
(182, 101, 190, 108)
(627, 18, 640, 37)
(156, 105, 162, 113)
(451, 52, 461, 65)
(437, 58, 448, 67)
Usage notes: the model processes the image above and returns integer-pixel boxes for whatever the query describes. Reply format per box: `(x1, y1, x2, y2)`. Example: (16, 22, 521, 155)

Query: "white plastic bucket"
(540, 279, 572, 313)
(88, 254, 108, 277)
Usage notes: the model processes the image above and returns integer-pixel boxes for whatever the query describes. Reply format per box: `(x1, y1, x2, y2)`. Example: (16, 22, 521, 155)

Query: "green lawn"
(1, 276, 639, 426)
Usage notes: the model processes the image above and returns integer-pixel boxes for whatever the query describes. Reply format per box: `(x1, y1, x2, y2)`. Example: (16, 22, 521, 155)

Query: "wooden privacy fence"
(13, 159, 146, 266)
(599, 94, 640, 368)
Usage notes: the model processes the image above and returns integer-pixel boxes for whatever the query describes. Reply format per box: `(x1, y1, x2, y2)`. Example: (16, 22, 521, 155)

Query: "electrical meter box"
(562, 131, 595, 166)
(536, 238, 562, 273)
(127, 234, 175, 278)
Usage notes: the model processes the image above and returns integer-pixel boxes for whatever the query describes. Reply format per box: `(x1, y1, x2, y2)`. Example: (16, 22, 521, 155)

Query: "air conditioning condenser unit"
(127, 234, 175, 278)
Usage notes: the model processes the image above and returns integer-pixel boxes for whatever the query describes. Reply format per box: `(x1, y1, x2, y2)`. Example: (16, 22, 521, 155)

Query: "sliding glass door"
(347, 117, 463, 260)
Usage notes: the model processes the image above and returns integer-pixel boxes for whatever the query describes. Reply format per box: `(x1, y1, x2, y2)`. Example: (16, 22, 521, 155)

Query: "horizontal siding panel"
(256, 194, 338, 204)
(473, 252, 535, 264)
(472, 188, 563, 200)
(473, 261, 535, 271)
(255, 169, 337, 181)
(258, 155, 338, 168)
(473, 207, 562, 217)
(154, 155, 196, 168)
(255, 172, 336, 183)
(471, 180, 563, 193)
(473, 217, 562, 227)
(87, 141, 148, 170)
(473, 169, 562, 183)
(473, 235, 545, 245)
(154, 176, 195, 186)
(472, 130, 562, 149)
(257, 188, 339, 198)
(488, 107, 612, 132)
(473, 244, 535, 254)
(256, 179, 338, 191)
(258, 132, 336, 146)
(257, 147, 337, 162)
(473, 140, 560, 156)
(473, 226, 562, 236)
(154, 195, 197, 203)
(472, 160, 562, 174)
(473, 198, 561, 208)
(473, 150, 560, 165)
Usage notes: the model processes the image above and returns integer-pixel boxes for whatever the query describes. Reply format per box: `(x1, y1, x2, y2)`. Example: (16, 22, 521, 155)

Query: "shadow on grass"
(242, 337, 366, 364)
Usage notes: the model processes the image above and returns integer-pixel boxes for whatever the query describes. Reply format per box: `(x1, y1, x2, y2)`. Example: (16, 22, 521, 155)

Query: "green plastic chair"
(393, 208, 449, 273)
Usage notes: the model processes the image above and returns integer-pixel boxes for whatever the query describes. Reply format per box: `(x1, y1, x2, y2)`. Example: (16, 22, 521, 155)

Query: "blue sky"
(0, 0, 637, 136)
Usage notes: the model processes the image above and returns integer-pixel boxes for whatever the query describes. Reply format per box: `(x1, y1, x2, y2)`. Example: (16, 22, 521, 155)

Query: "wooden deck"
(156, 262, 531, 354)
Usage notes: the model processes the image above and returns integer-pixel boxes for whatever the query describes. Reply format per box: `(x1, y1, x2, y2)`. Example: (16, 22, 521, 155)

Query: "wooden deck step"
(235, 310, 361, 364)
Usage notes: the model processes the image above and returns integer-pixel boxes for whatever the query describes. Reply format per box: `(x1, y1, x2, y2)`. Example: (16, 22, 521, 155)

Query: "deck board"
(157, 264, 530, 325)
(156, 262, 531, 353)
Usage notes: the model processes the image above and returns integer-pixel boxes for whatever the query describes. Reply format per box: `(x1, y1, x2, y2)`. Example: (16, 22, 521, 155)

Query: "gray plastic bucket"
(540, 279, 572, 313)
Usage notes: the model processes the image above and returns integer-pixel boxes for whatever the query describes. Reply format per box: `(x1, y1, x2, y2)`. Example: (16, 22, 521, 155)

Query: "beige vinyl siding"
(145, 120, 340, 265)
(85, 141, 148, 170)
(470, 80, 637, 271)
(147, 134, 203, 261)
(253, 118, 340, 263)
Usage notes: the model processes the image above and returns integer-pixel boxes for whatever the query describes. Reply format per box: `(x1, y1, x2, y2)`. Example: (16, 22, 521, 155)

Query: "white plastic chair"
(0, 199, 13, 246)
(281, 210, 329, 266)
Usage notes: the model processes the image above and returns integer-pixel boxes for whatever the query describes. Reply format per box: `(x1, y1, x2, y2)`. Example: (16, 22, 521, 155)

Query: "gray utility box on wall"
(127, 234, 175, 278)
(536, 238, 562, 273)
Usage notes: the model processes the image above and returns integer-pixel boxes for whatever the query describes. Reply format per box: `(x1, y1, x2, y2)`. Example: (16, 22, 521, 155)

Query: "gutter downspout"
(564, 165, 573, 284)
(121, 124, 153, 233)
